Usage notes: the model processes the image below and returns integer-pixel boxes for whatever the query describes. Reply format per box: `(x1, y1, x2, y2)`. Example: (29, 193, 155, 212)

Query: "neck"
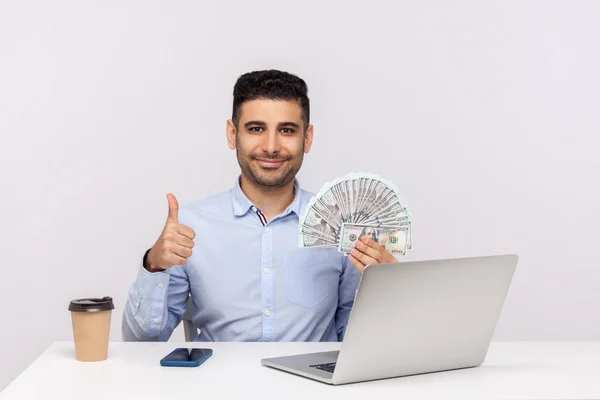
(239, 174, 296, 222)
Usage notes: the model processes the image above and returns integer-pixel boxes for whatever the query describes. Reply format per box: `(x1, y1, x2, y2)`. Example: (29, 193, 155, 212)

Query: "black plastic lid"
(68, 296, 115, 312)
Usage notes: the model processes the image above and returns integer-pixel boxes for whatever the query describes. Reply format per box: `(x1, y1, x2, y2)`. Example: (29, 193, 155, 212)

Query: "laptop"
(261, 254, 518, 385)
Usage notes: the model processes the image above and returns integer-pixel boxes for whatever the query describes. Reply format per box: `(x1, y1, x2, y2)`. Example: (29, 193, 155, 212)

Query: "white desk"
(1, 341, 599, 399)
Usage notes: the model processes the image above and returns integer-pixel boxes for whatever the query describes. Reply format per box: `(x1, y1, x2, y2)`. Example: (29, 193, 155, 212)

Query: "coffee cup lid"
(69, 296, 115, 312)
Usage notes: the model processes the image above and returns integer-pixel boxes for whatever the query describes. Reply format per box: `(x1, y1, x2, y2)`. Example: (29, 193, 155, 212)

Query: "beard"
(236, 148, 304, 189)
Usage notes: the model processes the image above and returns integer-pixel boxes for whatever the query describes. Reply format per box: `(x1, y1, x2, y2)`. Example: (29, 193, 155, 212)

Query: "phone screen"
(163, 348, 212, 362)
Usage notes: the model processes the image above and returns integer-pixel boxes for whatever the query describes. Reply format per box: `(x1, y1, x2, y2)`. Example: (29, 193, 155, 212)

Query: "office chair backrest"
(182, 296, 198, 341)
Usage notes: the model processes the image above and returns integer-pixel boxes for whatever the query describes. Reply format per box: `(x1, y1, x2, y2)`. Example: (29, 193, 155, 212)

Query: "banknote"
(338, 223, 409, 255)
(298, 232, 337, 248)
(298, 172, 412, 255)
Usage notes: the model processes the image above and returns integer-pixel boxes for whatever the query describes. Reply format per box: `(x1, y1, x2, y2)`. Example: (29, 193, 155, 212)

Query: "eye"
(248, 127, 263, 132)
(281, 128, 295, 134)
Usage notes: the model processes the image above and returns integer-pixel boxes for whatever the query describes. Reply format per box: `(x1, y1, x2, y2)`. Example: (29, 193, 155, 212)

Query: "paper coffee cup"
(68, 296, 114, 362)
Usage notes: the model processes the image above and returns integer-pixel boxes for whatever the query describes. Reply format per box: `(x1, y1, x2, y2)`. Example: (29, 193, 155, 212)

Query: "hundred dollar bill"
(299, 231, 337, 248)
(300, 223, 337, 242)
(338, 223, 409, 256)
(384, 223, 410, 253)
(300, 204, 339, 239)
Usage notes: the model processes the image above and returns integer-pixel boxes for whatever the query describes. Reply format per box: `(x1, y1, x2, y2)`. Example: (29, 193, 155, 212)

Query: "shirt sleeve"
(121, 249, 190, 341)
(334, 256, 361, 341)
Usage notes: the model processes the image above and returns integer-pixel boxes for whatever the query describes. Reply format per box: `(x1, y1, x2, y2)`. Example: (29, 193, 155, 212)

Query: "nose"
(261, 129, 281, 154)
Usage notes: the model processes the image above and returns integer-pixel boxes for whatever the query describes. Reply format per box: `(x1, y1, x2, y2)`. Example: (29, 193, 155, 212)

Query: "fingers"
(354, 236, 399, 265)
(178, 224, 196, 240)
(350, 246, 378, 267)
(164, 194, 195, 240)
(171, 243, 193, 259)
(360, 235, 386, 252)
(354, 238, 383, 261)
(163, 231, 194, 252)
(166, 193, 179, 223)
(177, 236, 195, 249)
(165, 253, 188, 267)
(348, 253, 366, 273)
(148, 194, 196, 271)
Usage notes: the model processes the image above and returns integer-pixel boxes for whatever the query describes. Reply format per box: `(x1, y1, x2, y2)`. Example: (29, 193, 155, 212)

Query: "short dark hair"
(232, 69, 310, 131)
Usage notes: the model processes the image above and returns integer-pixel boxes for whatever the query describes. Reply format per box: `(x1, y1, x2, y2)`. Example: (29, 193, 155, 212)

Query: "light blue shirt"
(122, 177, 361, 342)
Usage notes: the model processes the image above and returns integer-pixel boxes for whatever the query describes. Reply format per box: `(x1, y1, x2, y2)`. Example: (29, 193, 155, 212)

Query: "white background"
(1, 0, 599, 391)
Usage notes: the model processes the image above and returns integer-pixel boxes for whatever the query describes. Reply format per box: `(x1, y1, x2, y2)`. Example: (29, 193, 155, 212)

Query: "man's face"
(227, 98, 314, 188)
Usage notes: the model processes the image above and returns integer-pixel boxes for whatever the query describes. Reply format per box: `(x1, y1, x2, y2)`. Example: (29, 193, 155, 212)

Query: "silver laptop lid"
(332, 254, 518, 385)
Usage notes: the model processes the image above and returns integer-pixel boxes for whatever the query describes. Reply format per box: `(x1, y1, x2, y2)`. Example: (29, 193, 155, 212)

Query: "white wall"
(1, 0, 599, 391)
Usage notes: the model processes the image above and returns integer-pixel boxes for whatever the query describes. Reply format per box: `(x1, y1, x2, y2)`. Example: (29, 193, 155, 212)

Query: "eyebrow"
(280, 121, 300, 129)
(244, 120, 301, 129)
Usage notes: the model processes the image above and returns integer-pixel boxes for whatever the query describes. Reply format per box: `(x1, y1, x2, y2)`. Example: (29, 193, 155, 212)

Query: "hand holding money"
(347, 235, 398, 273)
(298, 172, 413, 269)
(145, 193, 196, 272)
(338, 223, 409, 254)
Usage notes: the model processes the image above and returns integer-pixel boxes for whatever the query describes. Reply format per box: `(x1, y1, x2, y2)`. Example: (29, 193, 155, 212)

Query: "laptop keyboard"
(309, 362, 336, 373)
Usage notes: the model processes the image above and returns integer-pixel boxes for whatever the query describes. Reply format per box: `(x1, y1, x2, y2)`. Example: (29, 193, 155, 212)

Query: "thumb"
(166, 193, 179, 222)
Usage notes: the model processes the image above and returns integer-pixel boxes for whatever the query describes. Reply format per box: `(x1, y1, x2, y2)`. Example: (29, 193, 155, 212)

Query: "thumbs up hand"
(145, 194, 196, 272)
(166, 192, 180, 223)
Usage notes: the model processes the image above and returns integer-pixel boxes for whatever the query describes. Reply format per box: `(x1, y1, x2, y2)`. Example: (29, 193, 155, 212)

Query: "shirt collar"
(232, 175, 302, 217)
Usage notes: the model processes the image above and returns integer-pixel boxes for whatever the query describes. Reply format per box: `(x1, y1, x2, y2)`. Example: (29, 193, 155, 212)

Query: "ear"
(303, 124, 314, 154)
(226, 119, 237, 150)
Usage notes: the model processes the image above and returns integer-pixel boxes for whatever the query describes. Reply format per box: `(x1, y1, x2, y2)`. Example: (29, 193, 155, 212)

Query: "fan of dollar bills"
(299, 172, 412, 257)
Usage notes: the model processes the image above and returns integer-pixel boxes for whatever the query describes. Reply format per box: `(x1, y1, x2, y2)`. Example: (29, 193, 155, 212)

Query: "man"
(122, 69, 398, 343)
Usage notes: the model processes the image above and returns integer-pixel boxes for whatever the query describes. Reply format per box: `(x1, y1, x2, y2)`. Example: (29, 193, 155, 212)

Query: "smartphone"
(160, 348, 213, 367)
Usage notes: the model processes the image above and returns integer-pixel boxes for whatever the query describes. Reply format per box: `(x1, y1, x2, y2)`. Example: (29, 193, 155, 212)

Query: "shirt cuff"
(135, 260, 171, 302)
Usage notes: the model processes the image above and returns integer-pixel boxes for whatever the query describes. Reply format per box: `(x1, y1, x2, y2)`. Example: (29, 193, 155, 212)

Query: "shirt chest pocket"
(283, 249, 338, 309)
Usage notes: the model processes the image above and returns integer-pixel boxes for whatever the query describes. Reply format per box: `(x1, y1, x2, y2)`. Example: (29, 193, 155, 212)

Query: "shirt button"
(157, 282, 164, 288)
(264, 227, 270, 232)
(264, 309, 271, 317)
(153, 318, 160, 324)
(251, 206, 257, 212)
(263, 267, 270, 274)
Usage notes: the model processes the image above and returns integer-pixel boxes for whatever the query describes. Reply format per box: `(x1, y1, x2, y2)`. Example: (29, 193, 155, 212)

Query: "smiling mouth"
(255, 158, 288, 168)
